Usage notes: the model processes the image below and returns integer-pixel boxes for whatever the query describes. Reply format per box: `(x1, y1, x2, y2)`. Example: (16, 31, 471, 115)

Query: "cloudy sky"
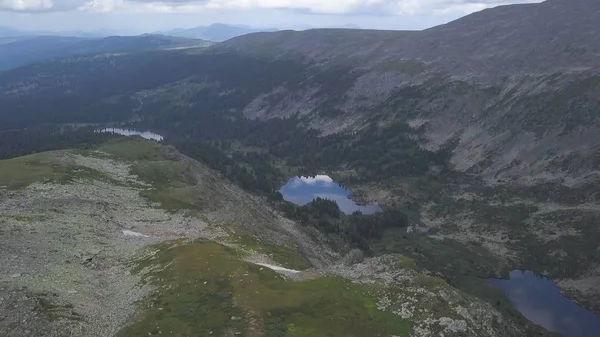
(1, 0, 542, 34)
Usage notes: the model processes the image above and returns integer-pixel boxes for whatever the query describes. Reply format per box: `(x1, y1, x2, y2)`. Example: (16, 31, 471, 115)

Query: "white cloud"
(299, 175, 334, 185)
(284, 175, 334, 189)
(78, 0, 122, 12)
(130, 0, 541, 16)
(0, 0, 54, 11)
(0, 0, 541, 15)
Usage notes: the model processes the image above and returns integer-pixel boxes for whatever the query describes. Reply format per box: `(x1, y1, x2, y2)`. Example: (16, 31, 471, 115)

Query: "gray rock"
(341, 249, 364, 266)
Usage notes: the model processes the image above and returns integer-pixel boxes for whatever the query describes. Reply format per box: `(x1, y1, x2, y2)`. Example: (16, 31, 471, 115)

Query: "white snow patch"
(255, 263, 301, 274)
(122, 230, 150, 238)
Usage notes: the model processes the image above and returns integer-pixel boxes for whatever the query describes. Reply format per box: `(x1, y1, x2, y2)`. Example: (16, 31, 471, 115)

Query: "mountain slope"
(0, 138, 549, 337)
(1, 0, 600, 329)
(0, 34, 210, 71)
(220, 0, 600, 75)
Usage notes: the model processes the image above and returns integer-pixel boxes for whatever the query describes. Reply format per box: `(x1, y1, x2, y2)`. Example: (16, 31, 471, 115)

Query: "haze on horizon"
(1, 0, 542, 35)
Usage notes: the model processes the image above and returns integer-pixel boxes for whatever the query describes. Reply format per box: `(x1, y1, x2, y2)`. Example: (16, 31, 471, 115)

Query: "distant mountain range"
(0, 26, 112, 38)
(160, 23, 279, 42)
(160, 23, 363, 42)
(0, 23, 363, 44)
(0, 34, 210, 71)
(0, 26, 21, 37)
(0, 23, 361, 70)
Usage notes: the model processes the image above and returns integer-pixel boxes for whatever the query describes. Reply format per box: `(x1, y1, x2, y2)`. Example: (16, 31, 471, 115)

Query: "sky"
(0, 0, 542, 34)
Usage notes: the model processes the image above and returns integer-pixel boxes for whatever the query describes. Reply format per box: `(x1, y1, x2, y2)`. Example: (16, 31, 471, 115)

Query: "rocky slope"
(0, 0, 599, 329)
(0, 138, 551, 337)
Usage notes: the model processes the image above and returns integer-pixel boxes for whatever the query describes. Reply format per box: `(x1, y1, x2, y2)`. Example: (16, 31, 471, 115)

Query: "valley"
(1, 0, 600, 336)
(0, 138, 549, 337)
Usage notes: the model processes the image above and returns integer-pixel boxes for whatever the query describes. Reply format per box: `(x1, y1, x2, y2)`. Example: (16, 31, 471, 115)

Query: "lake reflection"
(97, 128, 163, 141)
(279, 175, 379, 214)
(490, 270, 600, 337)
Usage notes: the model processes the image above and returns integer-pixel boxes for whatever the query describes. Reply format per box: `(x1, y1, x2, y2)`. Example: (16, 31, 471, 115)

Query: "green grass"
(133, 158, 204, 213)
(0, 151, 115, 189)
(139, 187, 199, 212)
(99, 139, 203, 213)
(132, 160, 187, 187)
(0, 153, 59, 188)
(226, 235, 310, 270)
(99, 138, 166, 161)
(119, 240, 412, 337)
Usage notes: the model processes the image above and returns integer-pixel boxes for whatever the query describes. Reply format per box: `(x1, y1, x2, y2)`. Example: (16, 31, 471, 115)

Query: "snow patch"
(255, 263, 301, 274)
(122, 230, 150, 238)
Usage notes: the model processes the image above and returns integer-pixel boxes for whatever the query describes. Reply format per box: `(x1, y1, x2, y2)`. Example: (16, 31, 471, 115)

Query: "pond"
(279, 175, 379, 214)
(490, 270, 600, 337)
(97, 128, 163, 141)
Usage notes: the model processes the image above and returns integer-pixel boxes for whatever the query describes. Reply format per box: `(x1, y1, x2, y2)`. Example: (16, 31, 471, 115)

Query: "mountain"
(163, 23, 278, 42)
(1, 0, 599, 335)
(0, 138, 548, 337)
(0, 26, 22, 37)
(0, 34, 210, 70)
(0, 26, 108, 38)
(328, 24, 362, 29)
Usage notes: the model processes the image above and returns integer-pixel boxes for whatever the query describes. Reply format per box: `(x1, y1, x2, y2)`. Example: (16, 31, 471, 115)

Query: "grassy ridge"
(118, 240, 411, 337)
(0, 151, 115, 189)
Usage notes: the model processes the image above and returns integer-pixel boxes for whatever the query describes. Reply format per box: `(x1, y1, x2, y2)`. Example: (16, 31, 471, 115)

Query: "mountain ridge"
(0, 34, 210, 71)
(161, 23, 278, 42)
(0, 138, 550, 337)
(219, 0, 600, 76)
(1, 0, 600, 334)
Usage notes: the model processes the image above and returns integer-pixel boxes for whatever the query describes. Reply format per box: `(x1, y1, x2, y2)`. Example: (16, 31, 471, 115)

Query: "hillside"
(219, 0, 600, 74)
(0, 0, 599, 334)
(0, 138, 550, 337)
(0, 34, 210, 71)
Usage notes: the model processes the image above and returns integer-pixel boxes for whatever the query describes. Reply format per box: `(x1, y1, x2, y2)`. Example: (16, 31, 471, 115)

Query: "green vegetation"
(118, 240, 411, 337)
(174, 140, 287, 195)
(226, 235, 309, 270)
(99, 138, 203, 213)
(0, 31, 598, 326)
(99, 138, 166, 162)
(279, 198, 410, 252)
(0, 151, 113, 189)
(0, 125, 114, 161)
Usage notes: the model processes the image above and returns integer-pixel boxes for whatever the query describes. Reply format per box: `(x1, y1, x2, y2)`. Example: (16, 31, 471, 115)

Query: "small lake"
(490, 270, 600, 337)
(279, 175, 379, 214)
(97, 128, 163, 141)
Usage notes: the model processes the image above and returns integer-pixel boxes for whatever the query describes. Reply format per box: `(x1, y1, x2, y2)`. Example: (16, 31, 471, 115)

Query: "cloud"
(299, 175, 334, 185)
(78, 0, 122, 12)
(0, 0, 91, 12)
(283, 175, 334, 190)
(130, 0, 534, 16)
(0, 0, 541, 15)
(1, 0, 56, 12)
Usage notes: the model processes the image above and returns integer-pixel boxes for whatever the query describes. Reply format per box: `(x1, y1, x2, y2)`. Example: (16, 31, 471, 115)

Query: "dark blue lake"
(279, 175, 379, 214)
(490, 270, 600, 337)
